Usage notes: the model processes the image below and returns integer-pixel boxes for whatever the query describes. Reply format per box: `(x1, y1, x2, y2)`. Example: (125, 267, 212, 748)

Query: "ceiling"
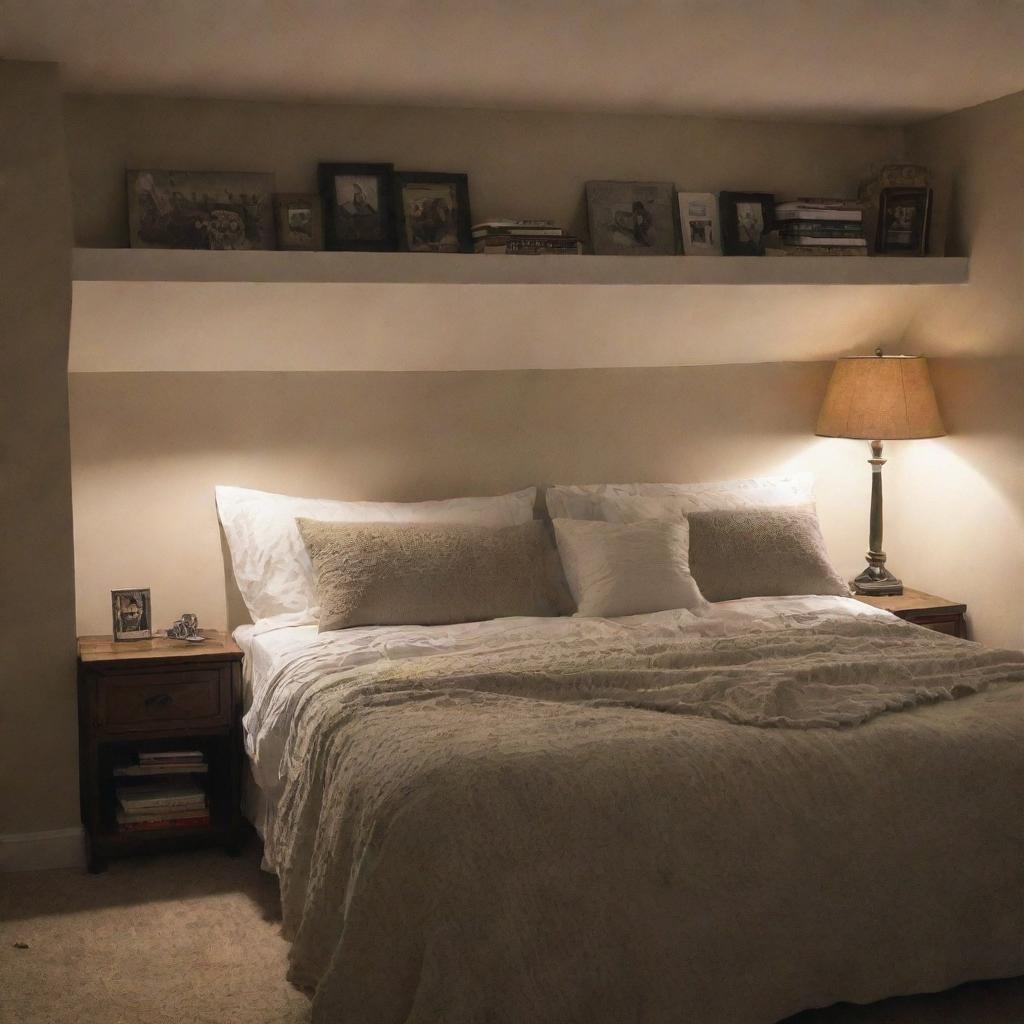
(3, 0, 1023, 123)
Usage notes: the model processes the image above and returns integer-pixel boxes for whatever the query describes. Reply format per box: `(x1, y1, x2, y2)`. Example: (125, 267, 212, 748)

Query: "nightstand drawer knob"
(144, 693, 173, 710)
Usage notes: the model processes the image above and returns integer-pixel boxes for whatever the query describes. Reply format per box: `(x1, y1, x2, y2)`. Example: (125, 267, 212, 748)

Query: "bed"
(235, 595, 1024, 1024)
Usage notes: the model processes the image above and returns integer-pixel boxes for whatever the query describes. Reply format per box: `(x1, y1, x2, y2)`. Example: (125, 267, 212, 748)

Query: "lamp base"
(852, 564, 904, 597)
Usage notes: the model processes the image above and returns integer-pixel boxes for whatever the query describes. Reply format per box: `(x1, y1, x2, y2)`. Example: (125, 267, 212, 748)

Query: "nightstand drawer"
(96, 668, 230, 731)
(911, 615, 964, 638)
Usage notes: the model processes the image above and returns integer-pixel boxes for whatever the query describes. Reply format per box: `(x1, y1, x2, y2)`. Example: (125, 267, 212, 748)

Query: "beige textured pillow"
(687, 506, 849, 602)
(553, 518, 707, 618)
(297, 518, 574, 631)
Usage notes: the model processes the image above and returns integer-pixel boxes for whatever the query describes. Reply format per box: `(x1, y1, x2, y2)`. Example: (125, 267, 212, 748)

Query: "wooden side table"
(77, 630, 243, 872)
(853, 588, 968, 639)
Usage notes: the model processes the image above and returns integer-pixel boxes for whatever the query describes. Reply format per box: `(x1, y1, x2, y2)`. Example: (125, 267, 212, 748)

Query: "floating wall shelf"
(72, 248, 969, 287)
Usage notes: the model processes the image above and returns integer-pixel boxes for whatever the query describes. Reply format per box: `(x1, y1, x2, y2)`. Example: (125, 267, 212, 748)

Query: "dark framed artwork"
(318, 162, 396, 251)
(274, 193, 324, 251)
(111, 588, 153, 642)
(394, 172, 472, 253)
(126, 170, 276, 250)
(719, 191, 775, 255)
(875, 187, 932, 255)
(585, 180, 679, 255)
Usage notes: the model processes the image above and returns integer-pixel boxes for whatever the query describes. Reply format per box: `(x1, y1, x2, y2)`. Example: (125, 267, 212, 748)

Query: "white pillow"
(552, 518, 707, 618)
(216, 484, 537, 626)
(545, 474, 813, 521)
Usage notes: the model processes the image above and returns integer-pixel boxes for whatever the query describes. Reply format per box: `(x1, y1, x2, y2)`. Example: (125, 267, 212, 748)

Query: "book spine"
(773, 246, 867, 256)
(777, 198, 861, 209)
(775, 211, 862, 223)
(780, 237, 866, 247)
(475, 241, 582, 254)
(472, 228, 565, 238)
(779, 222, 865, 236)
(114, 764, 209, 776)
(474, 233, 575, 245)
(472, 220, 557, 230)
(138, 754, 204, 763)
(119, 798, 207, 812)
(119, 816, 211, 832)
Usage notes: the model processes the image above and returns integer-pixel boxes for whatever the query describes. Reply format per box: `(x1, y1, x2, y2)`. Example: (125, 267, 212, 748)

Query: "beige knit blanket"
(265, 614, 1024, 1023)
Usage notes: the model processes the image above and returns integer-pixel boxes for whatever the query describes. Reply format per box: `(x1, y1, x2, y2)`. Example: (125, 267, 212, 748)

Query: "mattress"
(236, 599, 1024, 1023)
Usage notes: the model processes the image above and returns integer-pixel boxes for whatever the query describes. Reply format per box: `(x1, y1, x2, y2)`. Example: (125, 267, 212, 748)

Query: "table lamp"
(816, 348, 945, 596)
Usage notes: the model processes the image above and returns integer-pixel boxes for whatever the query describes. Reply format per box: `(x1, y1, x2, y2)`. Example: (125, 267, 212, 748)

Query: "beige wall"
(69, 363, 870, 635)
(62, 91, 1024, 650)
(0, 62, 78, 836)
(888, 91, 1024, 647)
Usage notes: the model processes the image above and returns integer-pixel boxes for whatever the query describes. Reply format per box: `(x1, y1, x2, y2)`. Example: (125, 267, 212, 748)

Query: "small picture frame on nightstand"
(111, 588, 152, 641)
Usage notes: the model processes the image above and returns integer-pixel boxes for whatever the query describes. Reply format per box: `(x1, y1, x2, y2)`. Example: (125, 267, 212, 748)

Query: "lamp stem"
(852, 438, 904, 596)
(868, 439, 884, 555)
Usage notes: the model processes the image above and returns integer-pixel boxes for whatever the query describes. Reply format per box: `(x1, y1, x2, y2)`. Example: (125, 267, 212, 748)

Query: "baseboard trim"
(0, 827, 85, 871)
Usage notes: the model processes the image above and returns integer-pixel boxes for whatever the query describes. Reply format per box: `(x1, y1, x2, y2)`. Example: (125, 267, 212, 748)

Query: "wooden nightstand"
(853, 588, 968, 639)
(77, 631, 243, 873)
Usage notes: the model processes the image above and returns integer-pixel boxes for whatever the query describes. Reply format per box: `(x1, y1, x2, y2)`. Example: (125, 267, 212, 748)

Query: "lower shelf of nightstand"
(87, 823, 242, 872)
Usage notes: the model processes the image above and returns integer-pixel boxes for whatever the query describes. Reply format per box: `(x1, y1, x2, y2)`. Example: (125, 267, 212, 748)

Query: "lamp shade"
(816, 354, 945, 440)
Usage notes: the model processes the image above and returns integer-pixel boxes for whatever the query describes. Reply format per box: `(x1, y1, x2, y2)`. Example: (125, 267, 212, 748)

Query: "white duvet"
(239, 595, 891, 829)
(237, 598, 1024, 1023)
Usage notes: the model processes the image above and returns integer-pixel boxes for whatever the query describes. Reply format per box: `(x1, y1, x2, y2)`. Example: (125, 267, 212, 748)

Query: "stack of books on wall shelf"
(116, 777, 209, 831)
(771, 199, 867, 255)
(473, 219, 582, 255)
(113, 749, 208, 777)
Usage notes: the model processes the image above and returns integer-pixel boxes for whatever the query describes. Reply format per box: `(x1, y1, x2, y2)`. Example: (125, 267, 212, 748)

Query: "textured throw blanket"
(265, 614, 1024, 1023)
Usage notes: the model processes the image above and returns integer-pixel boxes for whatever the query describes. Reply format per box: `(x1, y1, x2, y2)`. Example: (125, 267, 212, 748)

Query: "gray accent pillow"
(687, 506, 850, 602)
(297, 518, 575, 631)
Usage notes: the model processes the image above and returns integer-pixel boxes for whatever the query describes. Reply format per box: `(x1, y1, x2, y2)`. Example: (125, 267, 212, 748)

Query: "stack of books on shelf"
(113, 749, 208, 777)
(473, 219, 582, 255)
(115, 751, 210, 831)
(772, 199, 867, 256)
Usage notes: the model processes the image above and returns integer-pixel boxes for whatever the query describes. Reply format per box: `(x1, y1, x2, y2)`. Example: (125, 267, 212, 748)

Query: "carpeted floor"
(1, 840, 1022, 1024)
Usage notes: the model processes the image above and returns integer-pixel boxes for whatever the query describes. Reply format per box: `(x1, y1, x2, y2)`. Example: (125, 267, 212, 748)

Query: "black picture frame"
(875, 187, 932, 255)
(394, 172, 473, 253)
(719, 191, 775, 255)
(111, 588, 153, 642)
(318, 162, 396, 251)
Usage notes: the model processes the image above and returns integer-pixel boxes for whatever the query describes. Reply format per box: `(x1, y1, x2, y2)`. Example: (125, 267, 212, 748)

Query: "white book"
(781, 235, 867, 247)
(774, 208, 863, 222)
(471, 219, 556, 230)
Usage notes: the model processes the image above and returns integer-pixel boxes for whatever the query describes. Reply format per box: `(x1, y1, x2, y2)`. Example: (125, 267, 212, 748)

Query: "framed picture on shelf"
(719, 191, 775, 255)
(111, 588, 153, 642)
(875, 187, 931, 255)
(126, 170, 276, 250)
(585, 180, 679, 255)
(318, 163, 396, 251)
(394, 172, 473, 253)
(677, 192, 722, 255)
(273, 193, 324, 251)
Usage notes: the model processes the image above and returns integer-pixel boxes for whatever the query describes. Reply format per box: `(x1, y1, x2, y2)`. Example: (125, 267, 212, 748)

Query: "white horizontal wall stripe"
(70, 279, 946, 374)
